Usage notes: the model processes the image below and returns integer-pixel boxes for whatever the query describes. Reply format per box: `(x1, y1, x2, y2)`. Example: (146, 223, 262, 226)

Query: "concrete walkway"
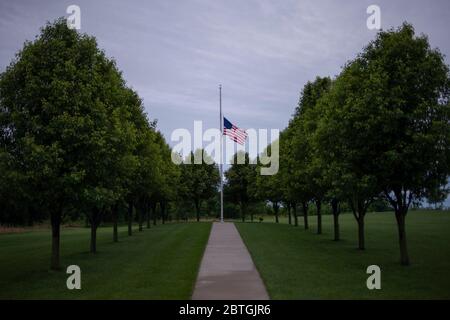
(192, 222, 269, 300)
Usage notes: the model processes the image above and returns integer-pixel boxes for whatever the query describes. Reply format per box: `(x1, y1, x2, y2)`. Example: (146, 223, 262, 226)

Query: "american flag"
(223, 117, 247, 145)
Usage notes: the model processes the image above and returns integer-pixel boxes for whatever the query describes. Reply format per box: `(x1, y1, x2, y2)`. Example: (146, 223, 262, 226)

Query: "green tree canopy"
(0, 19, 157, 266)
(224, 151, 257, 222)
(314, 23, 450, 263)
(179, 149, 220, 222)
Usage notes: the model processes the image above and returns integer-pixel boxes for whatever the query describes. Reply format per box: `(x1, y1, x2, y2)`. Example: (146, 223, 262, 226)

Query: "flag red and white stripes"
(223, 117, 247, 145)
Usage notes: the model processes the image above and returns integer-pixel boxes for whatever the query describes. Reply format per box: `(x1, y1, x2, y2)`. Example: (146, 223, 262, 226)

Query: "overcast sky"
(1, 0, 449, 205)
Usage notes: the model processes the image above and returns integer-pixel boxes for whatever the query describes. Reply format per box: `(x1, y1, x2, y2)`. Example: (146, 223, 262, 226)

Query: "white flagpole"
(219, 84, 224, 223)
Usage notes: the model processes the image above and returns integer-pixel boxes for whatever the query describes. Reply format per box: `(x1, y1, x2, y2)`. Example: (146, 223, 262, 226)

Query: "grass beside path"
(236, 210, 450, 299)
(0, 222, 211, 299)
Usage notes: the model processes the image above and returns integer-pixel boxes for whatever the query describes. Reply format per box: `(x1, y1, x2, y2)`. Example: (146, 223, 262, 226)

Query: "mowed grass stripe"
(0, 222, 212, 299)
(236, 211, 450, 299)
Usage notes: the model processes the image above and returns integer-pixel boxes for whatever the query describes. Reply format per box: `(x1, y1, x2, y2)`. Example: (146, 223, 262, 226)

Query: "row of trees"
(1, 20, 448, 269)
(0, 19, 220, 270)
(225, 23, 450, 266)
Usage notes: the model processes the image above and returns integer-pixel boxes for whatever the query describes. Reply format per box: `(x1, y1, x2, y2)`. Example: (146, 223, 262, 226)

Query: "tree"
(287, 77, 332, 232)
(133, 127, 161, 232)
(0, 19, 128, 267)
(0, 151, 35, 226)
(107, 88, 144, 242)
(180, 149, 220, 222)
(255, 144, 283, 223)
(293, 77, 347, 241)
(294, 77, 332, 234)
(350, 24, 450, 264)
(279, 128, 295, 225)
(290, 120, 312, 230)
(118, 96, 158, 237)
(224, 151, 257, 222)
(426, 185, 448, 210)
(315, 23, 450, 260)
(330, 198, 341, 241)
(151, 131, 181, 225)
(77, 57, 148, 253)
(0, 19, 156, 263)
(314, 60, 380, 250)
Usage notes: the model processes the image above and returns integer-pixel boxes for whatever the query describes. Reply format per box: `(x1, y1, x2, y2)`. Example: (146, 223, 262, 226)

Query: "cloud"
(1, 0, 449, 143)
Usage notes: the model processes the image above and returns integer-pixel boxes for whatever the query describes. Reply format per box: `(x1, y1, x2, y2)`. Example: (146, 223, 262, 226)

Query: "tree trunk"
(50, 212, 61, 270)
(90, 207, 101, 253)
(128, 200, 133, 236)
(152, 202, 157, 226)
(146, 202, 151, 229)
(357, 216, 365, 250)
(112, 203, 119, 242)
(113, 219, 118, 242)
(161, 201, 166, 224)
(293, 203, 298, 227)
(195, 200, 200, 222)
(138, 205, 143, 231)
(287, 203, 292, 225)
(241, 203, 245, 222)
(273, 202, 279, 223)
(316, 200, 322, 234)
(302, 201, 309, 230)
(333, 213, 339, 241)
(251, 212, 253, 222)
(395, 210, 410, 266)
(331, 199, 340, 241)
(90, 223, 97, 253)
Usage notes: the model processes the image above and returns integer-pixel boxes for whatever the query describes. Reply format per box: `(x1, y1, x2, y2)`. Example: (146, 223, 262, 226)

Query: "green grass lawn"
(0, 222, 211, 299)
(236, 210, 450, 299)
